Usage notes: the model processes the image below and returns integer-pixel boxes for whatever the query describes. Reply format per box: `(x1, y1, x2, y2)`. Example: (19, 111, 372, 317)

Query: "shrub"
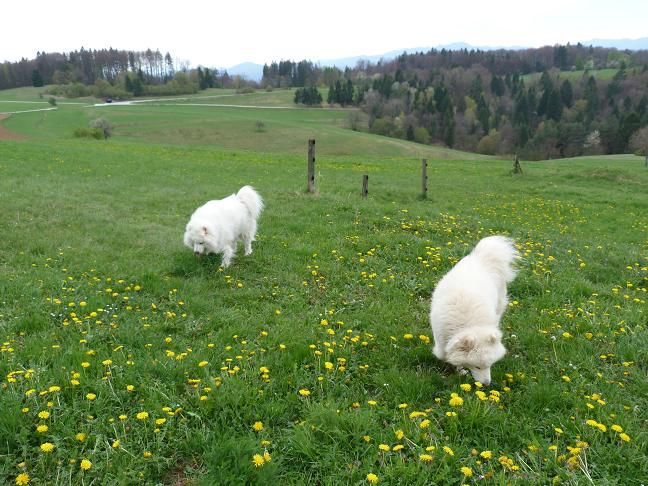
(73, 127, 104, 140)
(48, 97, 57, 107)
(90, 118, 113, 139)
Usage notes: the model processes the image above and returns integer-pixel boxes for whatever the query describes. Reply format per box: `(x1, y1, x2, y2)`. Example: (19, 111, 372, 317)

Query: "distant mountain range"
(223, 38, 648, 82)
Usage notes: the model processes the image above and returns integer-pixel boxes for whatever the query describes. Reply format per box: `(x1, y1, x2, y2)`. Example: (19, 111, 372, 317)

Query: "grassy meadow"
(0, 86, 647, 485)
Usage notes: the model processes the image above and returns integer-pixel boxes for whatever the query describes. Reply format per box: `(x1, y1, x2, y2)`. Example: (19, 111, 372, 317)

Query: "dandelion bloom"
(253, 421, 264, 432)
(40, 442, 55, 453)
(252, 454, 265, 467)
(366, 473, 379, 483)
(126, 385, 135, 392)
(75, 433, 86, 442)
(620, 433, 631, 442)
(198, 361, 209, 367)
(119, 414, 127, 421)
(398, 403, 408, 409)
(80, 459, 92, 471)
(393, 445, 404, 452)
(460, 384, 472, 392)
(611, 425, 623, 433)
(420, 419, 431, 429)
(395, 429, 404, 440)
(155, 418, 166, 425)
(460, 466, 473, 477)
(136, 411, 149, 420)
(15, 473, 30, 485)
(480, 450, 492, 459)
(378, 444, 390, 452)
(443, 446, 454, 456)
(86, 393, 96, 401)
(419, 454, 434, 462)
(36, 425, 48, 433)
(449, 394, 464, 407)
(38, 411, 50, 420)
(143, 451, 152, 458)
(298, 389, 310, 397)
(263, 451, 272, 462)
(112, 440, 120, 448)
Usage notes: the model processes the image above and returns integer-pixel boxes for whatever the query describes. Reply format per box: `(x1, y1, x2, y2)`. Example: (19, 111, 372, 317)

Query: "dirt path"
(0, 114, 27, 141)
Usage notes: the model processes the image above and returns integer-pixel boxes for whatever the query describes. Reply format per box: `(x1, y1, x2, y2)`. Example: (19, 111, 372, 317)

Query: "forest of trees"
(263, 44, 648, 158)
(4, 44, 648, 158)
(0, 48, 242, 99)
(341, 44, 648, 158)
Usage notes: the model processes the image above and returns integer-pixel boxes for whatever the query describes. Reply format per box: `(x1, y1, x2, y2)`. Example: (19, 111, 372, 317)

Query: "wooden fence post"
(421, 159, 428, 198)
(307, 139, 315, 193)
(362, 174, 369, 198)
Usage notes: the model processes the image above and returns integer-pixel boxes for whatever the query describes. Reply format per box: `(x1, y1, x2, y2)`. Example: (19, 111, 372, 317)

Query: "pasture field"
(0, 89, 647, 485)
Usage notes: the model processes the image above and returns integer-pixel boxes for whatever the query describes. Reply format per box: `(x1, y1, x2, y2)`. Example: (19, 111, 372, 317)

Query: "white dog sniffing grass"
(430, 235, 519, 385)
(183, 186, 263, 268)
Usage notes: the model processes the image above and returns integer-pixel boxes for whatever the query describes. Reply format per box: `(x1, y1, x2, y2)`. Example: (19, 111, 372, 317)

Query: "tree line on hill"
(0, 48, 248, 99)
(267, 45, 648, 158)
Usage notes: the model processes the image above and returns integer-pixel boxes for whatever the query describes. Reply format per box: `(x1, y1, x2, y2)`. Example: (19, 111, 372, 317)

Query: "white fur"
(429, 235, 519, 385)
(183, 186, 263, 267)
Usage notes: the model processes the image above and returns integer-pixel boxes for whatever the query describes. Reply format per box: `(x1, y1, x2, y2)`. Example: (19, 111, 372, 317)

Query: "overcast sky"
(2, 0, 646, 67)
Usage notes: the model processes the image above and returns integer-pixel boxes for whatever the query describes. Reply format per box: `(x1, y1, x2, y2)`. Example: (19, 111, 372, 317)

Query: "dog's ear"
(201, 226, 209, 236)
(459, 335, 476, 352)
(488, 329, 502, 344)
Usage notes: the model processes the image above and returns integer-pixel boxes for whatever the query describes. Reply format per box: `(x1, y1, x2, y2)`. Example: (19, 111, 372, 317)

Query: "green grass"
(0, 88, 647, 485)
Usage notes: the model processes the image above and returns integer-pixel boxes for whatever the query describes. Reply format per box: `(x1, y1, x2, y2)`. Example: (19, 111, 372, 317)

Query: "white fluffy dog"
(429, 235, 519, 385)
(183, 186, 263, 268)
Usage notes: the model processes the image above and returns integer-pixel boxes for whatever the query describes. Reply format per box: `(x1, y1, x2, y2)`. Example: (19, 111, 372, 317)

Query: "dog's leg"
(221, 246, 235, 268)
(242, 234, 253, 256)
(243, 222, 257, 256)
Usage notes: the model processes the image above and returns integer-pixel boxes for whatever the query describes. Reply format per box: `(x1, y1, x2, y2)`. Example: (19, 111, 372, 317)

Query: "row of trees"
(0, 48, 247, 98)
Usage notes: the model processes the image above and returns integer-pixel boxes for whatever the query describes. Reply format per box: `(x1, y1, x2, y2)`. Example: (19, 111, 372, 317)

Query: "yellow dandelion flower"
(393, 445, 404, 452)
(86, 393, 96, 401)
(252, 454, 265, 467)
(398, 403, 408, 409)
(75, 433, 86, 442)
(136, 411, 149, 420)
(443, 446, 454, 456)
(449, 394, 464, 407)
(403, 334, 413, 340)
(38, 411, 50, 420)
(112, 440, 120, 448)
(40, 442, 55, 453)
(263, 451, 271, 462)
(420, 419, 431, 429)
(619, 433, 631, 442)
(253, 421, 264, 432)
(198, 361, 209, 367)
(298, 389, 310, 397)
(480, 450, 492, 459)
(143, 451, 152, 458)
(367, 400, 377, 406)
(460, 383, 472, 392)
(366, 473, 379, 483)
(101, 359, 112, 366)
(36, 424, 48, 433)
(460, 466, 473, 477)
(395, 429, 404, 440)
(419, 454, 434, 462)
(378, 444, 390, 452)
(119, 414, 127, 421)
(126, 385, 135, 392)
(611, 425, 623, 433)
(15, 473, 30, 485)
(80, 459, 92, 471)
(155, 418, 166, 425)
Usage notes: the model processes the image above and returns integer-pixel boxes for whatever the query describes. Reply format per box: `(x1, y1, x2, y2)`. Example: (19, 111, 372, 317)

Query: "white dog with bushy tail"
(430, 235, 519, 385)
(183, 186, 263, 268)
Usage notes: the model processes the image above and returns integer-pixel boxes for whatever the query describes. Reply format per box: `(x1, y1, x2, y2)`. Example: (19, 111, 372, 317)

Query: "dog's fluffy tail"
(237, 186, 264, 220)
(471, 235, 519, 283)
